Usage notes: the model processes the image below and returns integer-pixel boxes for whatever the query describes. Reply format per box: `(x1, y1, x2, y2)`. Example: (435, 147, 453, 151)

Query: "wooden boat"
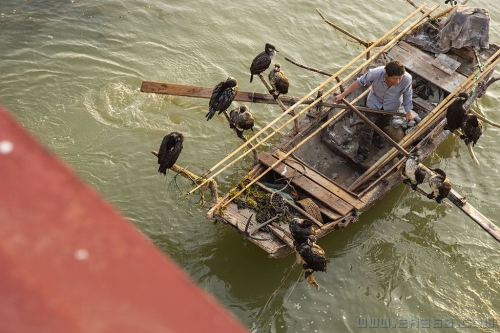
(141, 4, 500, 259)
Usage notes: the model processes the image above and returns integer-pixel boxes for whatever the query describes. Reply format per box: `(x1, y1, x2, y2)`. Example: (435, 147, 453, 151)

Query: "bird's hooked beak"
(454, 95, 468, 101)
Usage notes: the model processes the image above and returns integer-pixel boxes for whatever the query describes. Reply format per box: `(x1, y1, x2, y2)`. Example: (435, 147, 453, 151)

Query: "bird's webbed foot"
(236, 129, 244, 139)
(402, 178, 410, 185)
(411, 184, 418, 191)
(435, 196, 444, 203)
(427, 193, 435, 199)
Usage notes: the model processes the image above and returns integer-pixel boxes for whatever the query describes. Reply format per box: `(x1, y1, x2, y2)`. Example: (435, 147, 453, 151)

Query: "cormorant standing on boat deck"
(460, 114, 483, 146)
(206, 77, 238, 121)
(268, 63, 289, 99)
(229, 105, 254, 138)
(427, 168, 452, 203)
(403, 155, 426, 191)
(250, 43, 278, 83)
(297, 235, 327, 290)
(157, 132, 184, 175)
(445, 92, 469, 132)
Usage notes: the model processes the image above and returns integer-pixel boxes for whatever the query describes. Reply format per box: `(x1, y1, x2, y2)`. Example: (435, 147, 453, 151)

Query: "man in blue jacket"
(335, 60, 413, 163)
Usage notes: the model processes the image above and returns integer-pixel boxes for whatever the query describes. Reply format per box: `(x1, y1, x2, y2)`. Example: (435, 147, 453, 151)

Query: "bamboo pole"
(284, 56, 345, 92)
(470, 110, 500, 128)
(403, 0, 426, 14)
(349, 48, 500, 191)
(190, 3, 435, 197)
(316, 8, 372, 47)
(340, 99, 409, 156)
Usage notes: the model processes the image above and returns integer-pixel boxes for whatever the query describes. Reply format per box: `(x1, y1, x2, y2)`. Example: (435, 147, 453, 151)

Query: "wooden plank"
(140, 81, 399, 114)
(141, 81, 302, 106)
(432, 53, 461, 75)
(448, 190, 500, 243)
(258, 151, 354, 216)
(218, 203, 294, 255)
(274, 150, 366, 210)
(387, 41, 467, 92)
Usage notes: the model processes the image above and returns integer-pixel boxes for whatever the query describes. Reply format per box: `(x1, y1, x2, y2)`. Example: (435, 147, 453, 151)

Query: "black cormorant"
(229, 105, 254, 138)
(250, 43, 278, 83)
(206, 77, 238, 121)
(289, 218, 315, 247)
(297, 235, 327, 289)
(445, 92, 468, 132)
(268, 63, 289, 99)
(461, 114, 483, 146)
(157, 132, 184, 175)
(427, 168, 452, 203)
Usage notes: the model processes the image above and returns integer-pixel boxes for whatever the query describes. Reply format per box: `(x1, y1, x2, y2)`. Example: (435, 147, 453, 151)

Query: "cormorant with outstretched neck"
(206, 77, 238, 121)
(445, 92, 468, 132)
(268, 63, 289, 99)
(427, 168, 452, 203)
(157, 132, 184, 175)
(250, 43, 278, 83)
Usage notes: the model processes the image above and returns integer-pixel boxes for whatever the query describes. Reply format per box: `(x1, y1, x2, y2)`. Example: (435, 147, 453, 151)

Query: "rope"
(253, 262, 301, 332)
(469, 62, 485, 105)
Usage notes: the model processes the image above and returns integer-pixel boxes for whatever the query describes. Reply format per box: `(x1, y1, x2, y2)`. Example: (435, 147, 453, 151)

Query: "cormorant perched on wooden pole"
(206, 77, 238, 121)
(229, 105, 254, 138)
(268, 63, 289, 99)
(403, 155, 426, 190)
(250, 43, 278, 83)
(461, 115, 483, 147)
(445, 92, 469, 132)
(461, 114, 483, 166)
(427, 168, 452, 203)
(156, 132, 184, 175)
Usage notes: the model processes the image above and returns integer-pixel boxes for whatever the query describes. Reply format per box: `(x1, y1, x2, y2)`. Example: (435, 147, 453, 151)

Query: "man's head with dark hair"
(385, 60, 406, 77)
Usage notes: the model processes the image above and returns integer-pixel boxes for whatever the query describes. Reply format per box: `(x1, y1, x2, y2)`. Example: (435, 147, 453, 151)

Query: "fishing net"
(166, 170, 204, 207)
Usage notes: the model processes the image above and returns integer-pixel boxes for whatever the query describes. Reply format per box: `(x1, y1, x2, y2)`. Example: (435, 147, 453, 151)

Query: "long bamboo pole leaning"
(340, 99, 409, 156)
(349, 48, 500, 191)
(340, 99, 500, 242)
(191, 3, 435, 197)
(215, 5, 441, 210)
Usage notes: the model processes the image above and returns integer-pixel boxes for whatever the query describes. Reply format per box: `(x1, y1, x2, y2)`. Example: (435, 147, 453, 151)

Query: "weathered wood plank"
(218, 203, 294, 257)
(140, 81, 399, 114)
(274, 150, 366, 210)
(387, 41, 467, 92)
(141, 81, 301, 106)
(258, 151, 354, 216)
(448, 190, 500, 243)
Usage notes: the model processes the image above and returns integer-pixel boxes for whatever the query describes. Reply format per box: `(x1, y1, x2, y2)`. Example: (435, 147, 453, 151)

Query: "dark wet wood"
(448, 190, 500, 243)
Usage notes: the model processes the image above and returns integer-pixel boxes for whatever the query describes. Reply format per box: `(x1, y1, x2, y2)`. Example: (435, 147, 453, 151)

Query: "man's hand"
(406, 110, 414, 123)
(334, 93, 345, 103)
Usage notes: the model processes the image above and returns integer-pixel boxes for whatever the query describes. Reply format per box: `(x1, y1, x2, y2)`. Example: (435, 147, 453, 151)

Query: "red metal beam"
(0, 105, 249, 333)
